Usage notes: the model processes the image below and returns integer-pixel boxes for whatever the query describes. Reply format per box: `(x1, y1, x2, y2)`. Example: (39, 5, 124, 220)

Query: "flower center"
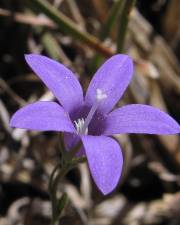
(74, 118, 88, 135)
(74, 89, 107, 135)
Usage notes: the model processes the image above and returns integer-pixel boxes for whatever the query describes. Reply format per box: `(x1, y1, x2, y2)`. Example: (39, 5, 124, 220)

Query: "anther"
(74, 118, 88, 135)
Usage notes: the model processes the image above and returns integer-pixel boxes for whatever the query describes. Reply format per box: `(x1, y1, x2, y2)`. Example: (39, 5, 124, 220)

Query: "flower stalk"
(48, 137, 83, 225)
(49, 165, 68, 225)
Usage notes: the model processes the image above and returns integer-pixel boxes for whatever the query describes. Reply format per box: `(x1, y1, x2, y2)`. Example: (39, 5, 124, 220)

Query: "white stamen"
(74, 89, 107, 135)
(74, 118, 88, 135)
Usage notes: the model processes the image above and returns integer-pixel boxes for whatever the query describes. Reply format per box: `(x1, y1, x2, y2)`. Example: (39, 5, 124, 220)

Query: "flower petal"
(104, 104, 180, 135)
(25, 54, 84, 115)
(85, 54, 133, 114)
(10, 101, 75, 132)
(81, 135, 123, 195)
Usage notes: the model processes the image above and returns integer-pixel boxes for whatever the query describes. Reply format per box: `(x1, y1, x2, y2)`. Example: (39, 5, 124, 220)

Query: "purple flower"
(10, 54, 180, 195)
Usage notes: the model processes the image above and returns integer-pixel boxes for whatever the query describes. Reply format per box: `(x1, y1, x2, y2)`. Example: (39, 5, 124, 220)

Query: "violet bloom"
(10, 54, 180, 195)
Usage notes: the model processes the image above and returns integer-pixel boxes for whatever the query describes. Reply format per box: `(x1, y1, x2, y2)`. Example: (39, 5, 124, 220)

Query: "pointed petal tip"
(9, 113, 26, 130)
(24, 53, 33, 59)
(24, 54, 49, 65)
(112, 54, 134, 70)
(9, 112, 19, 128)
(98, 168, 122, 195)
(24, 54, 35, 65)
(116, 53, 133, 62)
(174, 124, 180, 134)
(24, 53, 41, 62)
(100, 185, 116, 195)
(24, 53, 30, 58)
(9, 117, 14, 128)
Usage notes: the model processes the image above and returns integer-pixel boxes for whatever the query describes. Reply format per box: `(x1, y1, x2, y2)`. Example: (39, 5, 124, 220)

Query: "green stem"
(90, 0, 125, 73)
(49, 164, 69, 225)
(48, 164, 61, 225)
(99, 0, 125, 40)
(49, 163, 61, 192)
(48, 139, 85, 225)
(29, 0, 114, 57)
(117, 0, 136, 52)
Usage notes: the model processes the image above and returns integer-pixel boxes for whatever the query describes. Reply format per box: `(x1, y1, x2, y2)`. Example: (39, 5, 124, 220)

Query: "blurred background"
(0, 0, 179, 225)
